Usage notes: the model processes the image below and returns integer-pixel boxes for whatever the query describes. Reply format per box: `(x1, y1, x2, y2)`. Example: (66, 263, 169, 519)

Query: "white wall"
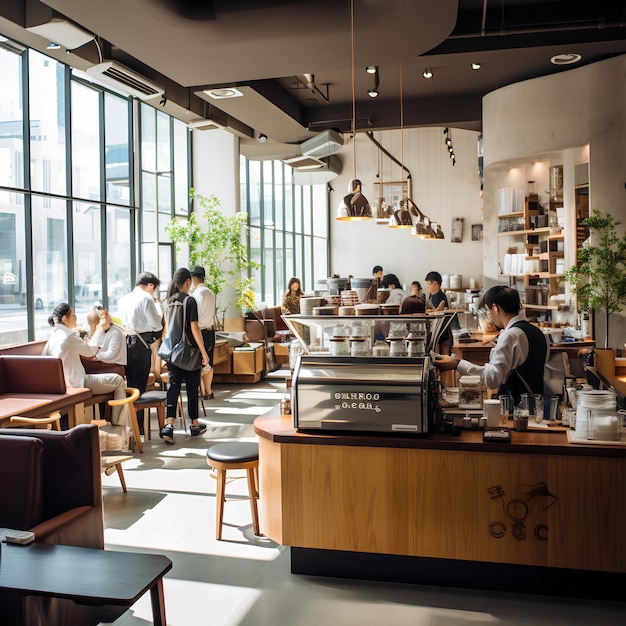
(329, 127, 484, 290)
(190, 128, 241, 320)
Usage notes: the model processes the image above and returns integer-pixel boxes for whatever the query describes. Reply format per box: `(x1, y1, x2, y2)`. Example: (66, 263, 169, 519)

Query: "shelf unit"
(498, 192, 564, 313)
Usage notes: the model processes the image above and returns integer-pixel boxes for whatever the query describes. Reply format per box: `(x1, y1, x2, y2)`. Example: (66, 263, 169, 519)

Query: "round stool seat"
(206, 442, 259, 464)
(134, 390, 168, 405)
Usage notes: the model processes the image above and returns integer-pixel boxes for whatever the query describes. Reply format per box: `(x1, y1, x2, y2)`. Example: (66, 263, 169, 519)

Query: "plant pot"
(594, 348, 616, 379)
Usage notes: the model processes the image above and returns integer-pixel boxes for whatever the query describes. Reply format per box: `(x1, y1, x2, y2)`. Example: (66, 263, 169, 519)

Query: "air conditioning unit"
(188, 115, 227, 131)
(301, 129, 344, 158)
(282, 155, 327, 170)
(293, 156, 341, 185)
(86, 61, 164, 100)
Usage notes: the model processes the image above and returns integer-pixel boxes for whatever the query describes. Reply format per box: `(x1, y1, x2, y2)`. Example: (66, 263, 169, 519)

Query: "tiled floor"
(101, 381, 625, 625)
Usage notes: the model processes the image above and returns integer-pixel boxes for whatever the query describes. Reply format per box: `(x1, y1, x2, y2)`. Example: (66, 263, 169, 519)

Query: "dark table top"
(0, 542, 172, 605)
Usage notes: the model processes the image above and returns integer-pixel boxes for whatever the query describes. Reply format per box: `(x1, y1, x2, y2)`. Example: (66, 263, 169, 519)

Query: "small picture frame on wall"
(471, 223, 483, 241)
(451, 218, 464, 242)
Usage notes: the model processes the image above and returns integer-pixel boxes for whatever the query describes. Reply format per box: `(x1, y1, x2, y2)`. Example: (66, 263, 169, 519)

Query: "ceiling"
(4, 1, 626, 157)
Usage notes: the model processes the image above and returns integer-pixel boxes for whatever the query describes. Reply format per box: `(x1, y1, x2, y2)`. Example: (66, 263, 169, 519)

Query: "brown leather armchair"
(0, 424, 103, 549)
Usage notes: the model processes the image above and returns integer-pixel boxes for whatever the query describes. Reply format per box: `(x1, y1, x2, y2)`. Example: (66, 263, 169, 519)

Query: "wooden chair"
(206, 442, 260, 540)
(106, 387, 142, 452)
(92, 418, 133, 493)
(133, 390, 167, 440)
(8, 411, 62, 430)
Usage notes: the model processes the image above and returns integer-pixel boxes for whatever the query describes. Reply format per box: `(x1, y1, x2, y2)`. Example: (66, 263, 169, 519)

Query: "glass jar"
(372, 340, 390, 357)
(387, 337, 407, 357)
(458, 376, 482, 409)
(329, 338, 350, 356)
(350, 338, 370, 357)
(289, 339, 304, 372)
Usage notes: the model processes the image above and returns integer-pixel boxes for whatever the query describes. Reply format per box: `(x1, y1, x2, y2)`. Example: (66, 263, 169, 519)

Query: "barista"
(434, 286, 549, 403)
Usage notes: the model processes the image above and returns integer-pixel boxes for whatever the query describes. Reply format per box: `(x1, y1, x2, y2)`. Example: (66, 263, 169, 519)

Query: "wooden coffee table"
(0, 542, 172, 624)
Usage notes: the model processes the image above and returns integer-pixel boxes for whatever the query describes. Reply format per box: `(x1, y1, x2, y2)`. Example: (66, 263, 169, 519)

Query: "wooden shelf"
(523, 304, 558, 311)
(497, 211, 524, 218)
(497, 227, 552, 237)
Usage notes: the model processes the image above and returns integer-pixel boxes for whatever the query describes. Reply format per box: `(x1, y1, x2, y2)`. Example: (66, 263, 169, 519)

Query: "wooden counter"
(254, 407, 626, 596)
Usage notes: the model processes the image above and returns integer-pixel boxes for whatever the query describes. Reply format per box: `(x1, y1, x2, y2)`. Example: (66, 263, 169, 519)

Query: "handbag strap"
(180, 295, 190, 344)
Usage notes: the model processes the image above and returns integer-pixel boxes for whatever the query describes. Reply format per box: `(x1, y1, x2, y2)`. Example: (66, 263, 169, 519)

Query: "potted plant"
(564, 210, 626, 353)
(166, 189, 259, 328)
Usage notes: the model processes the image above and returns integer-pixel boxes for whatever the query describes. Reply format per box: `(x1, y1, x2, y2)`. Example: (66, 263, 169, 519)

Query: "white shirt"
(42, 324, 96, 388)
(117, 286, 163, 334)
(457, 314, 550, 389)
(193, 283, 216, 330)
(89, 324, 127, 365)
(386, 288, 407, 305)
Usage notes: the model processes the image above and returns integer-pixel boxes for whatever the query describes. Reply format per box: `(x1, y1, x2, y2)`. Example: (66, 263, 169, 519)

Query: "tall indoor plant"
(564, 210, 626, 349)
(166, 189, 258, 326)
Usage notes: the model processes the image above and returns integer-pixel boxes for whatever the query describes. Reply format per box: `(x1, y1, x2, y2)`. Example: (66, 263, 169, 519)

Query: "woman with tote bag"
(158, 267, 209, 444)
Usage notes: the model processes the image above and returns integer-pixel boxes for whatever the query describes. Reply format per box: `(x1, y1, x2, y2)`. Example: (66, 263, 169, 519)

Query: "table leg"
(68, 401, 89, 428)
(149, 578, 167, 626)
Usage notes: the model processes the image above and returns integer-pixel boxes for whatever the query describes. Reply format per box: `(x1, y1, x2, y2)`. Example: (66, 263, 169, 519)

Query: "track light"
(47, 42, 61, 50)
(258, 133, 268, 143)
(471, 62, 481, 70)
(444, 128, 456, 165)
(422, 68, 433, 79)
(366, 65, 380, 98)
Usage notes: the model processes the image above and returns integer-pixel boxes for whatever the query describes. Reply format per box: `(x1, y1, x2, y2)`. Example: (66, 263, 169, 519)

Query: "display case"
(282, 312, 456, 357)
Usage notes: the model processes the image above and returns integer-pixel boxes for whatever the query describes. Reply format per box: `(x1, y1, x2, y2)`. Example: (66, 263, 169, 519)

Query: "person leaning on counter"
(434, 285, 550, 403)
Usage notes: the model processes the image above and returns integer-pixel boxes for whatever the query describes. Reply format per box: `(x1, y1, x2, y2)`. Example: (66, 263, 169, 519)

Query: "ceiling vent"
(86, 61, 164, 100)
(188, 110, 227, 130)
(293, 156, 341, 185)
(282, 155, 327, 169)
(301, 129, 344, 158)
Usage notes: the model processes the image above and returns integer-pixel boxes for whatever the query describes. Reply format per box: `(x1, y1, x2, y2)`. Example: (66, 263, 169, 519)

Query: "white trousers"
(84, 373, 130, 449)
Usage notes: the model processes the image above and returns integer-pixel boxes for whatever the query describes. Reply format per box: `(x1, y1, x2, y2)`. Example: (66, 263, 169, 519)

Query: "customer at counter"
(434, 286, 550, 403)
(281, 276, 303, 314)
(381, 273, 406, 305)
(400, 281, 426, 314)
(424, 271, 449, 311)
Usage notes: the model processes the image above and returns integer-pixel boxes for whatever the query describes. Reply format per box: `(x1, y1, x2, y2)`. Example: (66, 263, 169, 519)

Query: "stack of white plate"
(575, 390, 617, 439)
(300, 297, 324, 315)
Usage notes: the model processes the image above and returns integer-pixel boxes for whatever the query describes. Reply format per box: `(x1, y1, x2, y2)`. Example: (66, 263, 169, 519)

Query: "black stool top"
(206, 442, 259, 463)
(135, 390, 168, 404)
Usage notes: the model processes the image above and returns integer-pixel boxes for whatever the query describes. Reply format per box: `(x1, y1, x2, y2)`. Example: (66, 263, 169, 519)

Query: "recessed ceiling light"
(422, 68, 433, 79)
(550, 53, 582, 66)
(471, 62, 481, 70)
(203, 87, 244, 99)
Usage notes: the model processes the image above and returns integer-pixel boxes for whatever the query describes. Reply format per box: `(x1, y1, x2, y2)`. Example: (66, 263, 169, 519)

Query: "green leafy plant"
(166, 189, 259, 315)
(564, 210, 626, 349)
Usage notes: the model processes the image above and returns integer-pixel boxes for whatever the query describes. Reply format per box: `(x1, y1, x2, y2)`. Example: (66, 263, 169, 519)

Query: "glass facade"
(0, 38, 190, 346)
(240, 157, 329, 307)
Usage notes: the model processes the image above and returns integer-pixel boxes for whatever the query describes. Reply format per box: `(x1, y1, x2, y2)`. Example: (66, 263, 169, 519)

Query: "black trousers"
(166, 363, 201, 421)
(125, 335, 152, 395)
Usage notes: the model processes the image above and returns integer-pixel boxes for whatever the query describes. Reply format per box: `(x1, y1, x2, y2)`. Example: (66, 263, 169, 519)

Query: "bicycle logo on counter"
(487, 482, 558, 542)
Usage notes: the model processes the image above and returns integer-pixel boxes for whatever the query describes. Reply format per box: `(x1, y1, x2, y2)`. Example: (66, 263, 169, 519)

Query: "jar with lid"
(289, 339, 304, 372)
(350, 321, 369, 339)
(329, 337, 350, 356)
(372, 340, 390, 357)
(350, 337, 370, 357)
(387, 337, 407, 357)
(458, 375, 483, 409)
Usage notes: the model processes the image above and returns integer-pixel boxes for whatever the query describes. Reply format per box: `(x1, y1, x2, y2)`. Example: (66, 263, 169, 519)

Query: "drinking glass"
(499, 395, 512, 427)
(617, 410, 626, 442)
(533, 394, 544, 423)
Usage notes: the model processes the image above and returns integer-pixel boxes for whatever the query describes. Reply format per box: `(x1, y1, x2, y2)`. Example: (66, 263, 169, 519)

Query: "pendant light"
(388, 63, 413, 229)
(336, 0, 372, 221)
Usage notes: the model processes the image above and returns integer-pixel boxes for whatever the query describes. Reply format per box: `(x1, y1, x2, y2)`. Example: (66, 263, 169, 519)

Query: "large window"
(241, 157, 329, 307)
(0, 36, 190, 346)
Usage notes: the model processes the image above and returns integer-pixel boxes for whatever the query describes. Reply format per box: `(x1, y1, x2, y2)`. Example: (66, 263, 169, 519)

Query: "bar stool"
(133, 390, 167, 441)
(206, 442, 260, 540)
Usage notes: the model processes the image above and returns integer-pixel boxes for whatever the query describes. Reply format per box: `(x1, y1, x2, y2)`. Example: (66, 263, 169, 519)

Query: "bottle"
(514, 393, 529, 431)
